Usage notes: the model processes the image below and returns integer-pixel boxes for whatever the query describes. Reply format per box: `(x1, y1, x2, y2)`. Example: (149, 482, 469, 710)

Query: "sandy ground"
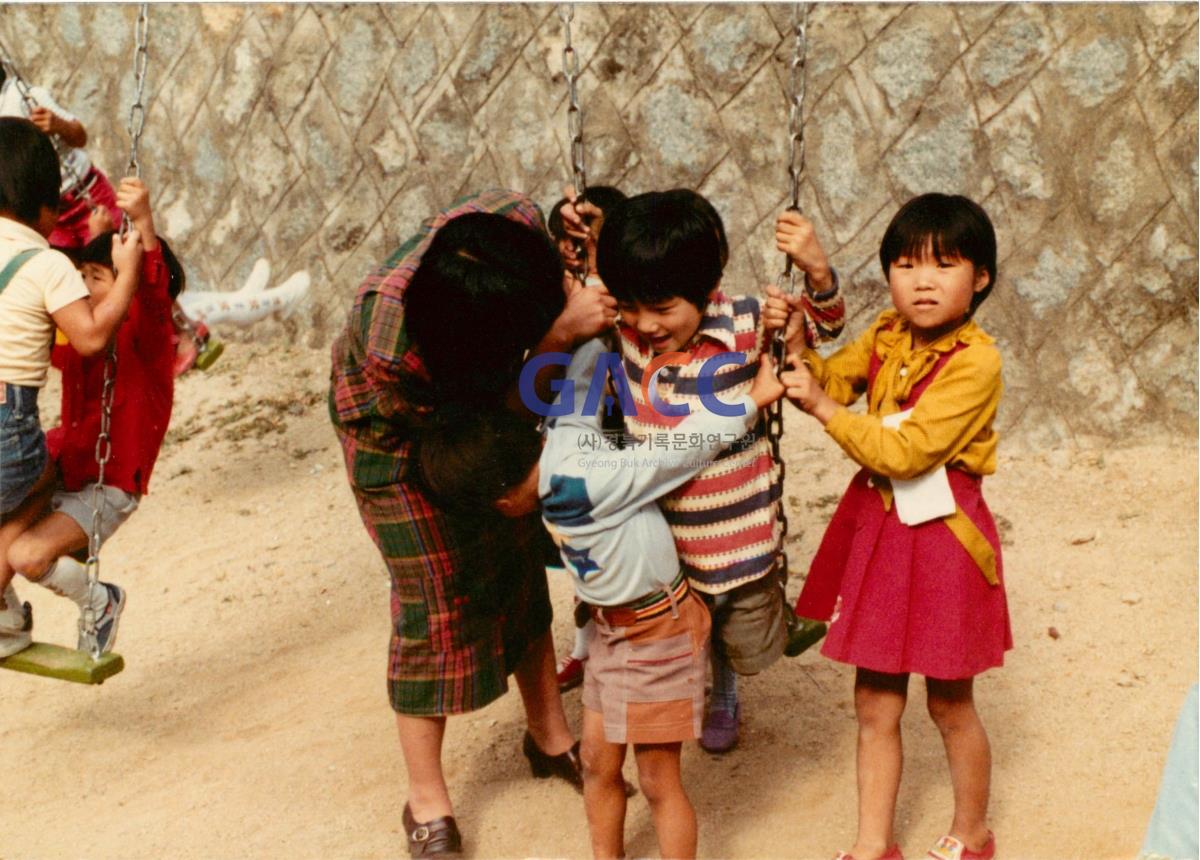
(1, 339, 1195, 860)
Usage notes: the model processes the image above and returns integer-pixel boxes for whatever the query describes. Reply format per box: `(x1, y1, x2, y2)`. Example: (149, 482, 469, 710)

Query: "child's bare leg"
(0, 463, 56, 597)
(7, 511, 88, 581)
(850, 668, 908, 860)
(926, 677, 992, 851)
(395, 714, 453, 821)
(633, 741, 695, 860)
(581, 708, 628, 859)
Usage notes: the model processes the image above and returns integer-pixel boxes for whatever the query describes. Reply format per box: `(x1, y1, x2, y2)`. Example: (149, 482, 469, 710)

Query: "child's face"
(888, 243, 988, 347)
(494, 462, 541, 519)
(617, 296, 705, 354)
(79, 262, 116, 303)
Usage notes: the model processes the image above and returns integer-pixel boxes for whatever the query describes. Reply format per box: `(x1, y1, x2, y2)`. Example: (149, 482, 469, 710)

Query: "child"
(0, 65, 122, 249)
(781, 193, 1009, 860)
(420, 337, 786, 859)
(594, 189, 845, 752)
(1, 174, 172, 658)
(0, 117, 142, 656)
(547, 183, 628, 691)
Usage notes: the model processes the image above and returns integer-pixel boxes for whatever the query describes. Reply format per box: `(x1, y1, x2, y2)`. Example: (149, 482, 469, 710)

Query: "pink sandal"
(926, 832, 995, 860)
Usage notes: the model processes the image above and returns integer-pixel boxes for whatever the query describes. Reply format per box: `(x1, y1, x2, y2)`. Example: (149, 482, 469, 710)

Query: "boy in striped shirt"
(594, 189, 844, 752)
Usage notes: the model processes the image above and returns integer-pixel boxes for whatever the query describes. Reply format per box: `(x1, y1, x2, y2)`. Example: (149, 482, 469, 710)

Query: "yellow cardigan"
(804, 310, 1004, 584)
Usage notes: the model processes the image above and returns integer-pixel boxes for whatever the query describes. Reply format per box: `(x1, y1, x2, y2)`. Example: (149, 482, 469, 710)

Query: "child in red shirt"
(5, 176, 181, 655)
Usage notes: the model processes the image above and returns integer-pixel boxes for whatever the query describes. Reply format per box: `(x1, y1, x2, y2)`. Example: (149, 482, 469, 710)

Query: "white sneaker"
(0, 590, 33, 658)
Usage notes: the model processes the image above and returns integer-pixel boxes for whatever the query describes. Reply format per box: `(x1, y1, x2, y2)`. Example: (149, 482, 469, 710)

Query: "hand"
(110, 228, 144, 279)
(775, 211, 833, 292)
(29, 106, 58, 136)
(780, 353, 837, 423)
(561, 185, 606, 274)
(551, 278, 618, 346)
(749, 353, 786, 410)
(115, 176, 152, 223)
(763, 283, 808, 343)
(87, 206, 115, 239)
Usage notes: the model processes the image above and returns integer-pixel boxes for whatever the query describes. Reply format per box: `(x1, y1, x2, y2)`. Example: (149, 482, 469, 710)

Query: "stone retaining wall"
(2, 3, 1196, 443)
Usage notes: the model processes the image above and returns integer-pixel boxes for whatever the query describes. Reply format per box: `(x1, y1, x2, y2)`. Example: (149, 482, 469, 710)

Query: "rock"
(1070, 534, 1096, 545)
(1053, 601, 1069, 613)
(1048, 626, 1061, 640)
(1121, 592, 1142, 605)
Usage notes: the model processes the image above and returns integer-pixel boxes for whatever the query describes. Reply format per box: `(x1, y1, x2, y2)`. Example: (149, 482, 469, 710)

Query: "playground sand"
(2, 340, 1195, 859)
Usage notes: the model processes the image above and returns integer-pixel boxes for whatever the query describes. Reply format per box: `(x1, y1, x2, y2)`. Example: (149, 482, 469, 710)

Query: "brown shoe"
(402, 803, 462, 858)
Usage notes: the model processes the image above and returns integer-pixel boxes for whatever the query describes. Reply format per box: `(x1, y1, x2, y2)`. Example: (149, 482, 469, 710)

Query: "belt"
(588, 571, 689, 627)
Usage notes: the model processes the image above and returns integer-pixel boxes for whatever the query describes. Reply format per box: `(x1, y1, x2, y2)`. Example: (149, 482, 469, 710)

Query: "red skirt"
(795, 468, 1012, 679)
(49, 167, 120, 250)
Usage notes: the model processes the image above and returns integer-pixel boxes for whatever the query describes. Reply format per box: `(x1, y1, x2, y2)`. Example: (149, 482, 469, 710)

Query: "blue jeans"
(0, 383, 47, 516)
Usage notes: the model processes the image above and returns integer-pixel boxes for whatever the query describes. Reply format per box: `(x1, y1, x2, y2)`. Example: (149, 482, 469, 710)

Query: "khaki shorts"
(52, 484, 139, 547)
(707, 563, 790, 676)
(582, 591, 711, 745)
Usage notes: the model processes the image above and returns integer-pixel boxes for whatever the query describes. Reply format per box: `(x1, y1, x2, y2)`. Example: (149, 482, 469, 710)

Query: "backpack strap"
(0, 248, 42, 296)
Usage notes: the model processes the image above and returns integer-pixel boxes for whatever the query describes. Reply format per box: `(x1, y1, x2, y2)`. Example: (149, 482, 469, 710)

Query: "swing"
(0, 4, 150, 685)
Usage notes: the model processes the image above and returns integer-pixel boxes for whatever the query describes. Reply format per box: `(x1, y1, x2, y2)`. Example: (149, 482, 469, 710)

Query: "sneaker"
(556, 656, 586, 692)
(0, 598, 33, 658)
(699, 702, 739, 753)
(78, 583, 125, 655)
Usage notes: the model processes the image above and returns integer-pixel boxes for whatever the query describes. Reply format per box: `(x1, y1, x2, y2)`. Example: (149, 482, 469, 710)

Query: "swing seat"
(0, 642, 124, 685)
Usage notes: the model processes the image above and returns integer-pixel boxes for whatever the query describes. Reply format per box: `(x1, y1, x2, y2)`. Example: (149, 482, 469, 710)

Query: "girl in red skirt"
(781, 194, 1009, 860)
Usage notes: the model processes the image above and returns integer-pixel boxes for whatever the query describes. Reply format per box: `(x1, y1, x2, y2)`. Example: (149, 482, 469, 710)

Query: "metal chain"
(81, 4, 149, 657)
(559, 4, 588, 281)
(120, 3, 150, 237)
(0, 39, 96, 209)
(80, 349, 117, 658)
(767, 2, 809, 585)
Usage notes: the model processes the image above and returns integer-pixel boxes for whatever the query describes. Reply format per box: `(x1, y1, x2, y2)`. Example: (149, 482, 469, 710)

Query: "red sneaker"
(926, 832, 995, 860)
(555, 656, 585, 692)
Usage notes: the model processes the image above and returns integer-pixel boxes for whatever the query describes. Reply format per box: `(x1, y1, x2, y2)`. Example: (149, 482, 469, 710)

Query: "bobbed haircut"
(416, 405, 543, 514)
(0, 117, 61, 226)
(596, 189, 727, 310)
(880, 193, 998, 314)
(547, 185, 628, 241)
(73, 231, 188, 300)
(404, 211, 564, 403)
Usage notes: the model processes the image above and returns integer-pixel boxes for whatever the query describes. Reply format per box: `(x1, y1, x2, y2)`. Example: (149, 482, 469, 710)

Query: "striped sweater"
(619, 283, 844, 594)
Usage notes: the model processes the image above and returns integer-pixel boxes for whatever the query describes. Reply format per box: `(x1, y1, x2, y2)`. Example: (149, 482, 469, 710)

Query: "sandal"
(926, 832, 995, 860)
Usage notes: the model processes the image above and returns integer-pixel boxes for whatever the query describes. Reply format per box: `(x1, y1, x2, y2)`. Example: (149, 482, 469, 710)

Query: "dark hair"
(0, 117, 61, 226)
(72, 232, 188, 300)
(416, 406, 542, 513)
(547, 185, 628, 241)
(404, 211, 564, 404)
(879, 193, 997, 314)
(596, 189, 727, 310)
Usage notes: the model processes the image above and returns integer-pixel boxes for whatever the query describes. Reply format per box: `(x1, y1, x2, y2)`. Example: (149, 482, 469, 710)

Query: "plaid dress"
(329, 189, 554, 716)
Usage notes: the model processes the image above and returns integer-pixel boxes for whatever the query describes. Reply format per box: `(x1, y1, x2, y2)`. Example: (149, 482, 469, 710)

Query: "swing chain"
(121, 3, 149, 236)
(559, 4, 590, 282)
(80, 347, 117, 659)
(767, 2, 810, 575)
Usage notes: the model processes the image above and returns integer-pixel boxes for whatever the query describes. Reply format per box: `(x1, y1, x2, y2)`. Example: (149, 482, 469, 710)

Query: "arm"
(547, 355, 783, 523)
(27, 88, 87, 148)
(773, 210, 845, 351)
(505, 280, 617, 415)
(785, 345, 1002, 480)
(51, 231, 143, 356)
(115, 177, 159, 252)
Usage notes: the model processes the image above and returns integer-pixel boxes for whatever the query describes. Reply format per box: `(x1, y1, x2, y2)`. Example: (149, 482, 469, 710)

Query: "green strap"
(0, 248, 42, 296)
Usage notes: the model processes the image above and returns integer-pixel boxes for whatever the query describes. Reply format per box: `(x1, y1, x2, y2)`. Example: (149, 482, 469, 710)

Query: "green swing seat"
(0, 642, 124, 685)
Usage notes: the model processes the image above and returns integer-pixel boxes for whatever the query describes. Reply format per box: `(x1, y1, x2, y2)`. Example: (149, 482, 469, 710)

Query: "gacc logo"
(518, 351, 748, 418)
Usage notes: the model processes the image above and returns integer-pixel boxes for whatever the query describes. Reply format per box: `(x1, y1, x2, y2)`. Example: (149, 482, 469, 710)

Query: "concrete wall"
(2, 3, 1196, 444)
